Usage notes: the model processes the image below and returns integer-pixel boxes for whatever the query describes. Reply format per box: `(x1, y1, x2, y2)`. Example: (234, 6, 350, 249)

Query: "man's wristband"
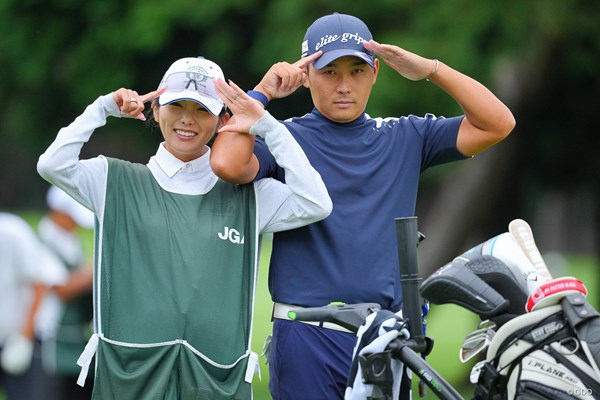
(247, 90, 269, 108)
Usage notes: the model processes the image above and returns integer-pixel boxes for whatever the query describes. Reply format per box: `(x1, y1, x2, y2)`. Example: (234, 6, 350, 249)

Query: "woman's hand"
(112, 87, 167, 120)
(214, 79, 266, 134)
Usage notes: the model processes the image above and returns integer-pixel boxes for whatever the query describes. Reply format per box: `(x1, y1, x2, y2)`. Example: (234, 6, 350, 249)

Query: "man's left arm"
(426, 61, 516, 156)
(365, 40, 516, 156)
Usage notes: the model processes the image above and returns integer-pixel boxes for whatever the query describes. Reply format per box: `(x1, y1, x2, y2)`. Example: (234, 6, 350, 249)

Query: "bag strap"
(476, 313, 572, 399)
(562, 293, 600, 328)
(561, 293, 600, 382)
(545, 345, 600, 394)
(498, 315, 572, 375)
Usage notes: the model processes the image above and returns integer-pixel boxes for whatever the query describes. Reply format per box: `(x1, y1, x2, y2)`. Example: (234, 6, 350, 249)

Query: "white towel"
(345, 310, 411, 399)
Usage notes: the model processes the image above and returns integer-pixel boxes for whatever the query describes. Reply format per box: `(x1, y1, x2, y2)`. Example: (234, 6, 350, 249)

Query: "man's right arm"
(211, 53, 321, 184)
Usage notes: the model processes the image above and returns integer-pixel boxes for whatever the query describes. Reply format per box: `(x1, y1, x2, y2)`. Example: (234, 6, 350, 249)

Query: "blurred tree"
(410, 0, 600, 274)
(1, 0, 598, 265)
(0, 0, 266, 205)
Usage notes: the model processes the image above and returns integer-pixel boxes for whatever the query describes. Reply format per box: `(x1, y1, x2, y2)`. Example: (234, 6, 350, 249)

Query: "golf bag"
(473, 293, 600, 400)
(418, 219, 600, 399)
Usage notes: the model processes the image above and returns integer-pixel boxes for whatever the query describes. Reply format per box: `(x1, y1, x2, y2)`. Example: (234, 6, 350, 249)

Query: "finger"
(292, 51, 323, 69)
(134, 110, 147, 121)
(364, 39, 380, 48)
(213, 78, 230, 98)
(120, 90, 140, 113)
(218, 122, 242, 133)
(279, 71, 292, 91)
(114, 89, 133, 107)
(139, 86, 167, 104)
(120, 107, 146, 121)
(365, 41, 402, 61)
(364, 40, 387, 57)
(213, 78, 237, 106)
(226, 80, 250, 104)
(286, 71, 305, 92)
(124, 92, 145, 118)
(217, 115, 243, 133)
(122, 107, 146, 121)
(215, 79, 246, 110)
(223, 80, 265, 124)
(275, 64, 305, 92)
(289, 62, 309, 90)
(112, 89, 145, 121)
(227, 79, 244, 94)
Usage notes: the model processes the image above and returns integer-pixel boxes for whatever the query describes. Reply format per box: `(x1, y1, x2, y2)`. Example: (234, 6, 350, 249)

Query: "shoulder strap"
(562, 293, 600, 382)
(562, 293, 600, 328)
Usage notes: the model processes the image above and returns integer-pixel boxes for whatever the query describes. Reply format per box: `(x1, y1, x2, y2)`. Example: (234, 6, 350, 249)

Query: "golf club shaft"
(395, 217, 424, 340)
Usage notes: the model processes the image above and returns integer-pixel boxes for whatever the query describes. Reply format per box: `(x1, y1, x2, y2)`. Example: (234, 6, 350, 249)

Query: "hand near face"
(364, 40, 436, 81)
(253, 51, 322, 101)
(112, 87, 167, 120)
(214, 79, 265, 134)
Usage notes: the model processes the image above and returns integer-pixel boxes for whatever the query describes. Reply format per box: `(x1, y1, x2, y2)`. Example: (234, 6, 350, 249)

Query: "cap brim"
(313, 49, 374, 70)
(159, 90, 224, 116)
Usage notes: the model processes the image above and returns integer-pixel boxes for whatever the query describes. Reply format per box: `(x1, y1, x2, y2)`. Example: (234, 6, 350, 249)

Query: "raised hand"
(214, 78, 265, 134)
(253, 51, 322, 101)
(112, 87, 167, 120)
(364, 40, 437, 81)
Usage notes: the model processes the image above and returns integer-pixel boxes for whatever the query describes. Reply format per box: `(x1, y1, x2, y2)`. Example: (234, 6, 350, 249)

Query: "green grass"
(251, 236, 275, 399)
(3, 212, 599, 399)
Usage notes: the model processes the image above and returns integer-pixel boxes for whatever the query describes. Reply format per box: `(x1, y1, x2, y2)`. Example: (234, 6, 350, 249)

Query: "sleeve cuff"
(247, 90, 269, 108)
(101, 94, 121, 117)
(250, 111, 278, 138)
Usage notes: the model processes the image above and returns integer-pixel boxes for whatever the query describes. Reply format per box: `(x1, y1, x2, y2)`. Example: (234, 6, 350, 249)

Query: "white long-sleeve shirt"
(0, 213, 67, 344)
(37, 94, 331, 233)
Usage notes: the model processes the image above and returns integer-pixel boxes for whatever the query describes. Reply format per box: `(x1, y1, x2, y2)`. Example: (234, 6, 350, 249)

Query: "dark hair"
(143, 99, 160, 129)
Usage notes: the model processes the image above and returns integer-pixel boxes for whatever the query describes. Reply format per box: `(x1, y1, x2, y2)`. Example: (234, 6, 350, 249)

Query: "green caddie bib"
(88, 158, 259, 400)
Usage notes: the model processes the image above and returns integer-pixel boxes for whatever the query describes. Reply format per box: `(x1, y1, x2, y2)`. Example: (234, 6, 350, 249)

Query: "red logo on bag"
(526, 277, 587, 312)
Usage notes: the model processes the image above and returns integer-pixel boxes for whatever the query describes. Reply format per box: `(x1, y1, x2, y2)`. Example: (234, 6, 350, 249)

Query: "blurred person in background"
(0, 212, 67, 400)
(35, 184, 95, 400)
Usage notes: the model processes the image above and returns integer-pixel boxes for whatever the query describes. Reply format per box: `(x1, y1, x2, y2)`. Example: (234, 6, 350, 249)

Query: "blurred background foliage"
(1, 0, 599, 397)
(1, 0, 599, 281)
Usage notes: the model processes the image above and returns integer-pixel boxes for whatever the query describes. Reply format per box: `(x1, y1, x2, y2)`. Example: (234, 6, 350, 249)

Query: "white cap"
(157, 57, 225, 115)
(46, 185, 95, 229)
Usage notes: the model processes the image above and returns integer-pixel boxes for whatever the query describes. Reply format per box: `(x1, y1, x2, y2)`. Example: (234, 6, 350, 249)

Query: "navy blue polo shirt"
(254, 108, 465, 311)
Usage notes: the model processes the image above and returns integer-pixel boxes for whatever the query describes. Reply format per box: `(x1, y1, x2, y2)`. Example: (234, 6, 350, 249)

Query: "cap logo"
(301, 40, 309, 57)
(182, 71, 209, 90)
(314, 32, 367, 52)
(187, 65, 211, 76)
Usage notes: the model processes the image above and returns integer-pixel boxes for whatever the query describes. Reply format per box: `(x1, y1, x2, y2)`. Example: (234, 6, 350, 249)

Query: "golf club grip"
(395, 217, 424, 339)
(420, 261, 510, 319)
(289, 308, 334, 323)
(287, 303, 381, 333)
